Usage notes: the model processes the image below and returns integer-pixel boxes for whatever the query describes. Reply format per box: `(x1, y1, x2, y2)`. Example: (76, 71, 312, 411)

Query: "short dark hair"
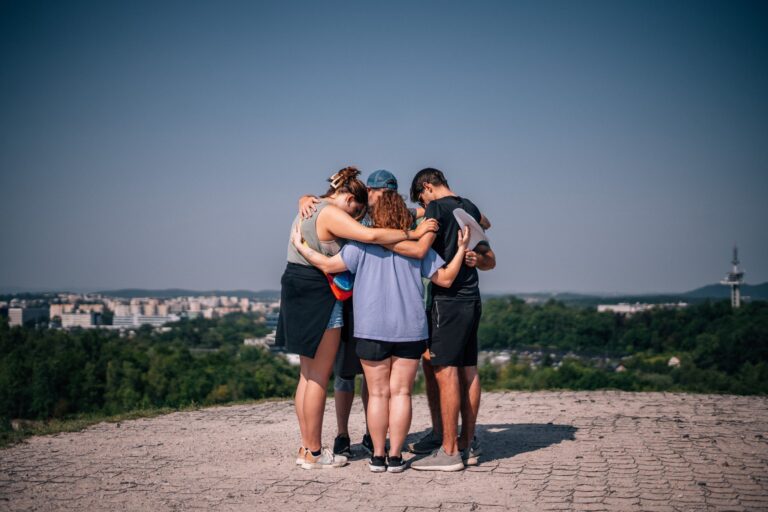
(410, 168, 449, 203)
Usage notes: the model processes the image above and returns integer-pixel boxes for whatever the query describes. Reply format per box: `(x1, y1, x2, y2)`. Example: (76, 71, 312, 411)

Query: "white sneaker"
(295, 446, 307, 465)
(301, 447, 348, 469)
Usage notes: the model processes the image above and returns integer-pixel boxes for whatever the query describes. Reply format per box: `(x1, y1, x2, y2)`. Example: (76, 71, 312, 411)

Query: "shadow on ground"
(402, 423, 577, 464)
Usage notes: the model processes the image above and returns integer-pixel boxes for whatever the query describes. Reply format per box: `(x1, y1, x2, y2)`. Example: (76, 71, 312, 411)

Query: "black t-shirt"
(425, 195, 488, 299)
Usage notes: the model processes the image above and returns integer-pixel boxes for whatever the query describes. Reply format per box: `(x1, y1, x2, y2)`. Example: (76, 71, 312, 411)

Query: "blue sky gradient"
(1, 0, 766, 293)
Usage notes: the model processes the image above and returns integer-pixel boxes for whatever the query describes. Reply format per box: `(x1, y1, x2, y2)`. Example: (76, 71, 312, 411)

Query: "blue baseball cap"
(366, 169, 398, 191)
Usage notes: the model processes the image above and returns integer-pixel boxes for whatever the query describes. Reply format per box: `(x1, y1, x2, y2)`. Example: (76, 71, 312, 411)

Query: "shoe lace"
(322, 447, 335, 461)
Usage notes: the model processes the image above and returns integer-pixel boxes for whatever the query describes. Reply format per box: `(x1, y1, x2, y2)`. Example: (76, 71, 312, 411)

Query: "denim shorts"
(334, 375, 356, 392)
(326, 300, 344, 329)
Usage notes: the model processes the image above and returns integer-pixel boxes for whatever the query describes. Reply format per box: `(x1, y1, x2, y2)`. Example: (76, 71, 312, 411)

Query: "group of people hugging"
(276, 166, 495, 473)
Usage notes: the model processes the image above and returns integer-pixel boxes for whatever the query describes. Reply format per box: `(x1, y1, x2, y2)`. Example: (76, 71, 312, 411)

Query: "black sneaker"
(333, 434, 352, 457)
(361, 433, 374, 455)
(368, 455, 387, 473)
(386, 455, 406, 473)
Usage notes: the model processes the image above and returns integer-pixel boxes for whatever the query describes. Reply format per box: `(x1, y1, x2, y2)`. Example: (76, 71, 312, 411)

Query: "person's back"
(340, 242, 442, 341)
(408, 167, 496, 473)
(425, 195, 485, 299)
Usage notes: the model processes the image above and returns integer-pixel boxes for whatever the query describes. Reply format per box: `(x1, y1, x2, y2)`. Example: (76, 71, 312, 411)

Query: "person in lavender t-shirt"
(291, 190, 469, 474)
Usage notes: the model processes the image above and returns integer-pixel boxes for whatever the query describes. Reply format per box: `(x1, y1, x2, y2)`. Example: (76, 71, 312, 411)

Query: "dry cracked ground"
(1, 391, 767, 511)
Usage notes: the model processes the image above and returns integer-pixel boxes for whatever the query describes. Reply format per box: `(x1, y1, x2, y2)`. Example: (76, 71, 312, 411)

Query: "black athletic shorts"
(355, 338, 427, 362)
(428, 298, 482, 367)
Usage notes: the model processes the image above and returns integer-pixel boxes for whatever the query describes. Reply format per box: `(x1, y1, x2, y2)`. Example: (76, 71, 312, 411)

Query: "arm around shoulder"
(387, 232, 436, 259)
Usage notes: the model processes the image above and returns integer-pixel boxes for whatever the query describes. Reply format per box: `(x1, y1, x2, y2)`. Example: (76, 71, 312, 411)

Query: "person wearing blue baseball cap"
(299, 169, 407, 219)
(291, 192, 471, 472)
(296, 169, 407, 458)
(295, 169, 493, 460)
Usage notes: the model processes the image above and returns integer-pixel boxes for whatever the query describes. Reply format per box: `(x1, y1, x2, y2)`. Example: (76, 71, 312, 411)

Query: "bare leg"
(361, 359, 391, 457)
(458, 366, 481, 450)
(334, 387, 354, 436)
(422, 349, 442, 435)
(433, 365, 460, 455)
(361, 374, 369, 433)
(300, 328, 341, 452)
(388, 357, 419, 457)
(294, 373, 308, 448)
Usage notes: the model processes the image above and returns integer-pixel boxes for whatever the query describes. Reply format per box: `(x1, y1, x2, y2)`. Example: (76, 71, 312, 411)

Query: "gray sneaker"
(461, 437, 482, 466)
(410, 446, 464, 472)
(301, 447, 348, 469)
(407, 428, 442, 454)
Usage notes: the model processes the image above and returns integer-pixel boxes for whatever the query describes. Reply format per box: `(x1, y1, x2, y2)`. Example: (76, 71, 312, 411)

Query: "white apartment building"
(597, 302, 688, 316)
(8, 308, 49, 327)
(112, 314, 180, 328)
(61, 312, 98, 328)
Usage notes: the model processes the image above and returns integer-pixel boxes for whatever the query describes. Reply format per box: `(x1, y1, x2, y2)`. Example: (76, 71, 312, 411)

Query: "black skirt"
(275, 263, 337, 358)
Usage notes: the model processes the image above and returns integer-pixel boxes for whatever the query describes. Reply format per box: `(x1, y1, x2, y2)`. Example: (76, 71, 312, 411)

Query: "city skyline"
(2, 1, 767, 294)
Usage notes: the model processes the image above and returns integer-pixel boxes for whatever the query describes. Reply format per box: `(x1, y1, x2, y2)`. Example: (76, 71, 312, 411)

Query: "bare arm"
(465, 244, 496, 271)
(321, 206, 438, 245)
(431, 227, 470, 288)
(290, 224, 347, 273)
(386, 232, 436, 259)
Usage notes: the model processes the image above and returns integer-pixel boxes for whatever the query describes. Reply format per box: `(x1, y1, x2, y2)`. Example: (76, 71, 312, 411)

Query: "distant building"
(49, 304, 75, 318)
(244, 331, 277, 348)
(61, 312, 99, 329)
(112, 314, 180, 328)
(265, 312, 280, 330)
(597, 302, 687, 316)
(77, 304, 102, 314)
(8, 308, 49, 327)
(113, 304, 132, 316)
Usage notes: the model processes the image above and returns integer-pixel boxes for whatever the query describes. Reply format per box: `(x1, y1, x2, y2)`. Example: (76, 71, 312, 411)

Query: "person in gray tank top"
(291, 188, 470, 473)
(277, 167, 439, 470)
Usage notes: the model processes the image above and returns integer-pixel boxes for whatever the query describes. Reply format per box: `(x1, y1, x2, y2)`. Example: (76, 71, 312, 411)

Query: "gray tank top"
(286, 200, 345, 266)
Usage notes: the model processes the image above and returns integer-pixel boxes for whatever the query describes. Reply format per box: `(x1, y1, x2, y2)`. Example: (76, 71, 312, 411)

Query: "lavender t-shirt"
(340, 242, 444, 342)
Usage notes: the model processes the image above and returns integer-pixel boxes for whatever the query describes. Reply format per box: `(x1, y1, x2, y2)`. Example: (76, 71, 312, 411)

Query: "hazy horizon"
(2, 1, 767, 294)
(2, 280, 765, 298)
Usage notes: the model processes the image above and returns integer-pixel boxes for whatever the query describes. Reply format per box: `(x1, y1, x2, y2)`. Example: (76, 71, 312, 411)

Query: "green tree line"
(0, 314, 295, 423)
(478, 298, 768, 394)
(2, 300, 766, 428)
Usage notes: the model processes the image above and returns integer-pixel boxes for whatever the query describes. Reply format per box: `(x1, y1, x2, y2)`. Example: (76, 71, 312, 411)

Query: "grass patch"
(0, 397, 288, 450)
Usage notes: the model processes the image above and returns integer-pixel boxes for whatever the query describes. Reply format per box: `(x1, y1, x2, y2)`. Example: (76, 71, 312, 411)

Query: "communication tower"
(720, 245, 745, 308)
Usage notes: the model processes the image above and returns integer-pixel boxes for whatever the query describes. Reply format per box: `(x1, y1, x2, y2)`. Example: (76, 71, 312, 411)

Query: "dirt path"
(2, 391, 767, 511)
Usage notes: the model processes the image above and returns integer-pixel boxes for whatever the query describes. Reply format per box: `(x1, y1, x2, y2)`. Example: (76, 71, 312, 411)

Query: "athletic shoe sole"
(411, 461, 465, 472)
(387, 465, 406, 473)
(368, 463, 387, 473)
(301, 461, 346, 469)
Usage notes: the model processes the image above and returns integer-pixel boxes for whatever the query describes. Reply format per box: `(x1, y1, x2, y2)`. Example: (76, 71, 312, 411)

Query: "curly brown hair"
(370, 190, 412, 230)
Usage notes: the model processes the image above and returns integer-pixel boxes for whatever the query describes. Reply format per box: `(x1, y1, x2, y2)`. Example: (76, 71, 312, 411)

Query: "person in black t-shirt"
(406, 168, 496, 472)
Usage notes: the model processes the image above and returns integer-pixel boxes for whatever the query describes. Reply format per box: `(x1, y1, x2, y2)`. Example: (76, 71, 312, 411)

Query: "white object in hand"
(452, 208, 489, 251)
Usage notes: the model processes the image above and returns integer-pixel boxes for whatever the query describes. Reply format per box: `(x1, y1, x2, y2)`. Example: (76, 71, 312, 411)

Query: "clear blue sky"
(1, 0, 766, 294)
